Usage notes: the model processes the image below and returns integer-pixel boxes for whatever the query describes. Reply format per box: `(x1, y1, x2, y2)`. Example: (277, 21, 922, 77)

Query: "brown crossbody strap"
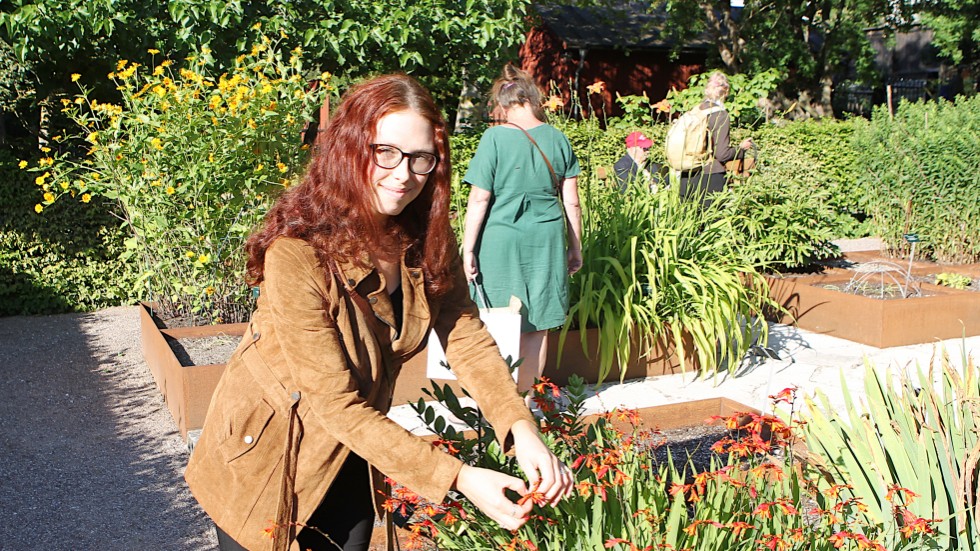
(505, 122, 561, 192)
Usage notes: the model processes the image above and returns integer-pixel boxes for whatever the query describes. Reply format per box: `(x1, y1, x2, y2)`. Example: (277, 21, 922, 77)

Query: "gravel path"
(0, 306, 217, 551)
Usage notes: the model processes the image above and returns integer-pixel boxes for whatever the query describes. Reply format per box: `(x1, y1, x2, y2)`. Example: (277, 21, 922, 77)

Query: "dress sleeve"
(262, 239, 465, 503)
(462, 130, 498, 192)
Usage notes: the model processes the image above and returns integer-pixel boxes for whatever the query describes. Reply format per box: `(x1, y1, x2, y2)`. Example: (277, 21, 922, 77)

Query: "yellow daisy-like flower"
(34, 204, 43, 213)
(165, 186, 176, 195)
(186, 250, 196, 258)
(198, 254, 210, 264)
(150, 137, 164, 150)
(86, 131, 98, 143)
(148, 48, 160, 55)
(81, 193, 91, 203)
(277, 162, 288, 173)
(252, 22, 262, 30)
(60, 181, 69, 190)
(255, 163, 264, 171)
(151, 180, 162, 187)
(18, 160, 27, 169)
(34, 173, 49, 186)
(205, 286, 215, 296)
(587, 80, 605, 95)
(43, 192, 55, 203)
(71, 73, 81, 82)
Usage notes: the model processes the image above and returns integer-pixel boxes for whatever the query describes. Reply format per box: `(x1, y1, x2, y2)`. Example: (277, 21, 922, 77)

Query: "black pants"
(678, 170, 727, 208)
(216, 453, 376, 551)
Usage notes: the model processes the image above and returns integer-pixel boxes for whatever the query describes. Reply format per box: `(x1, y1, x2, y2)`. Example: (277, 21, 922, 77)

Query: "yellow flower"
(277, 162, 288, 173)
(198, 254, 211, 264)
(39, 157, 53, 167)
(153, 66, 165, 76)
(587, 80, 605, 95)
(34, 204, 43, 213)
(186, 250, 196, 258)
(86, 131, 98, 143)
(150, 137, 164, 150)
(81, 193, 91, 203)
(148, 48, 160, 55)
(40, 146, 50, 153)
(165, 186, 176, 195)
(117, 60, 128, 70)
(543, 95, 564, 112)
(161, 60, 173, 68)
(18, 160, 27, 169)
(71, 73, 81, 82)
(151, 180, 162, 187)
(34, 172, 49, 186)
(205, 286, 215, 296)
(255, 163, 264, 172)
(251, 22, 262, 30)
(43, 192, 55, 202)
(60, 181, 69, 190)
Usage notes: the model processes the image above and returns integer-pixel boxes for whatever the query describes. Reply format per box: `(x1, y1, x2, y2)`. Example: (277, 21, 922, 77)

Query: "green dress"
(463, 124, 581, 332)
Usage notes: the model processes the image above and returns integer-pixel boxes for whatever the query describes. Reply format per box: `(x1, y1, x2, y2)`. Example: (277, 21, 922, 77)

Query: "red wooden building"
(519, 3, 711, 119)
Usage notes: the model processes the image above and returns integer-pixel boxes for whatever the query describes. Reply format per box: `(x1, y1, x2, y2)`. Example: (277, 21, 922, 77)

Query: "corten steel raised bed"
(764, 273, 980, 348)
(140, 300, 700, 436)
(391, 327, 698, 406)
(139, 302, 247, 438)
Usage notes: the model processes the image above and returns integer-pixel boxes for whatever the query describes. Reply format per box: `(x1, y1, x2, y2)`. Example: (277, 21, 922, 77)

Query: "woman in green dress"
(462, 64, 583, 393)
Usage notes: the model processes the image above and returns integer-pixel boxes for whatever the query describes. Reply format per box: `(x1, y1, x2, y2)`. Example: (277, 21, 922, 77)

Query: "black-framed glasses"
(370, 144, 439, 175)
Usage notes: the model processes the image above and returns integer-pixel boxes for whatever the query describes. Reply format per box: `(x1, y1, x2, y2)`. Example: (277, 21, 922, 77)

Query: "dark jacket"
(701, 100, 739, 174)
(613, 154, 662, 192)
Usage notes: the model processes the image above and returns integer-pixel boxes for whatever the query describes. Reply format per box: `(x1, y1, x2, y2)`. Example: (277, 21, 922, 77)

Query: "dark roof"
(534, 2, 713, 52)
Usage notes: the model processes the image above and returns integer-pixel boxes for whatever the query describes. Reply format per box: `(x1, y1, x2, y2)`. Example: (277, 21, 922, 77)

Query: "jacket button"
(347, 278, 356, 287)
(368, 297, 378, 304)
(252, 332, 260, 341)
(411, 271, 420, 278)
(243, 435, 254, 444)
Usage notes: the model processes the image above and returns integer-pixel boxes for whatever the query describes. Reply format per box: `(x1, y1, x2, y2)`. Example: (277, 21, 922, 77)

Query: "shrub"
(0, 146, 139, 315)
(853, 95, 980, 263)
(27, 38, 325, 324)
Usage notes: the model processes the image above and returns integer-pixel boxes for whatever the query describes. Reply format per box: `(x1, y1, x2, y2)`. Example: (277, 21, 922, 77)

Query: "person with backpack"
(668, 71, 753, 207)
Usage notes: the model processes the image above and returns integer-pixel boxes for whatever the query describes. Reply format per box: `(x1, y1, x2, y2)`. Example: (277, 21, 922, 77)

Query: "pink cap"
(625, 131, 653, 148)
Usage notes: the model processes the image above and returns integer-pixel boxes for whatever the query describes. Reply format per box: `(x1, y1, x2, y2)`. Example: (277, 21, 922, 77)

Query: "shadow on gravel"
(0, 307, 217, 550)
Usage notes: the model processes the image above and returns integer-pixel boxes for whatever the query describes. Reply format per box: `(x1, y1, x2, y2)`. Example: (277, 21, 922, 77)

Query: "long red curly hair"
(245, 74, 455, 297)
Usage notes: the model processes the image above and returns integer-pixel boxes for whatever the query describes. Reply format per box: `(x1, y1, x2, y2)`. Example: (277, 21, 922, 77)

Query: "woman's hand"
(454, 465, 531, 531)
(463, 250, 479, 282)
(567, 247, 583, 276)
(510, 420, 574, 506)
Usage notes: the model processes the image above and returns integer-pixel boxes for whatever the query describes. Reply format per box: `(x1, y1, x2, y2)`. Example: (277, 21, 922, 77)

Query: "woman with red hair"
(185, 74, 572, 551)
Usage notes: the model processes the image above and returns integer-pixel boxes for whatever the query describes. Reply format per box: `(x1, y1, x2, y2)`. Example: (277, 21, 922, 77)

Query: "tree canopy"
(0, 0, 532, 138)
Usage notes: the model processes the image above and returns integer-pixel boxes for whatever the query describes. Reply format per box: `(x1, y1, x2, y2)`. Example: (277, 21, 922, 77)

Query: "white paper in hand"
(426, 294, 522, 381)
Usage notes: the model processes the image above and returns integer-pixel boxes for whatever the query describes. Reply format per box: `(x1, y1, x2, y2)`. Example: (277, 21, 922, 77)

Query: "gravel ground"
(0, 306, 217, 551)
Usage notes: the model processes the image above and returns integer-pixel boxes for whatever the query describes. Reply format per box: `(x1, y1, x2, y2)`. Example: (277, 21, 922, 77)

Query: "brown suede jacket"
(184, 237, 534, 550)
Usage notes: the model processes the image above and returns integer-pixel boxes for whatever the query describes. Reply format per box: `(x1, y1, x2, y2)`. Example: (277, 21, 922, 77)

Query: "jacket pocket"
(216, 397, 276, 463)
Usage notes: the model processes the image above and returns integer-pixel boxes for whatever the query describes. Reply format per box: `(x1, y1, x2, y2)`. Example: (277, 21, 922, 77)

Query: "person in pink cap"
(613, 131, 662, 192)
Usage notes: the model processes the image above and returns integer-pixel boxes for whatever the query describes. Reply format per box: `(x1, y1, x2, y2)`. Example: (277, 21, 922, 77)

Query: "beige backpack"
(664, 105, 725, 171)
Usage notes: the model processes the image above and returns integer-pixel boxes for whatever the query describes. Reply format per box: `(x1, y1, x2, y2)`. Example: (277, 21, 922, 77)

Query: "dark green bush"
(853, 95, 980, 263)
(0, 146, 140, 316)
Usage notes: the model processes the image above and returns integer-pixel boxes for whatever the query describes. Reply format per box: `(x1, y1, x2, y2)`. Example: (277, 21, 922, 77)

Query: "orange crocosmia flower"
(768, 386, 796, 404)
(587, 80, 605, 95)
(886, 483, 919, 504)
(728, 521, 754, 537)
(898, 509, 937, 537)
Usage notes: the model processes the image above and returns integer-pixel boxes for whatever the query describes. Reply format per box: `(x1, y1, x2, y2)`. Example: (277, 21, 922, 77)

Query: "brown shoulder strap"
(505, 122, 560, 192)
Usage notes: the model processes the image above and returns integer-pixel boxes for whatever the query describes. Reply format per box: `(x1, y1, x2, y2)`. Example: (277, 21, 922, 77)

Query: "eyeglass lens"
(372, 144, 438, 175)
